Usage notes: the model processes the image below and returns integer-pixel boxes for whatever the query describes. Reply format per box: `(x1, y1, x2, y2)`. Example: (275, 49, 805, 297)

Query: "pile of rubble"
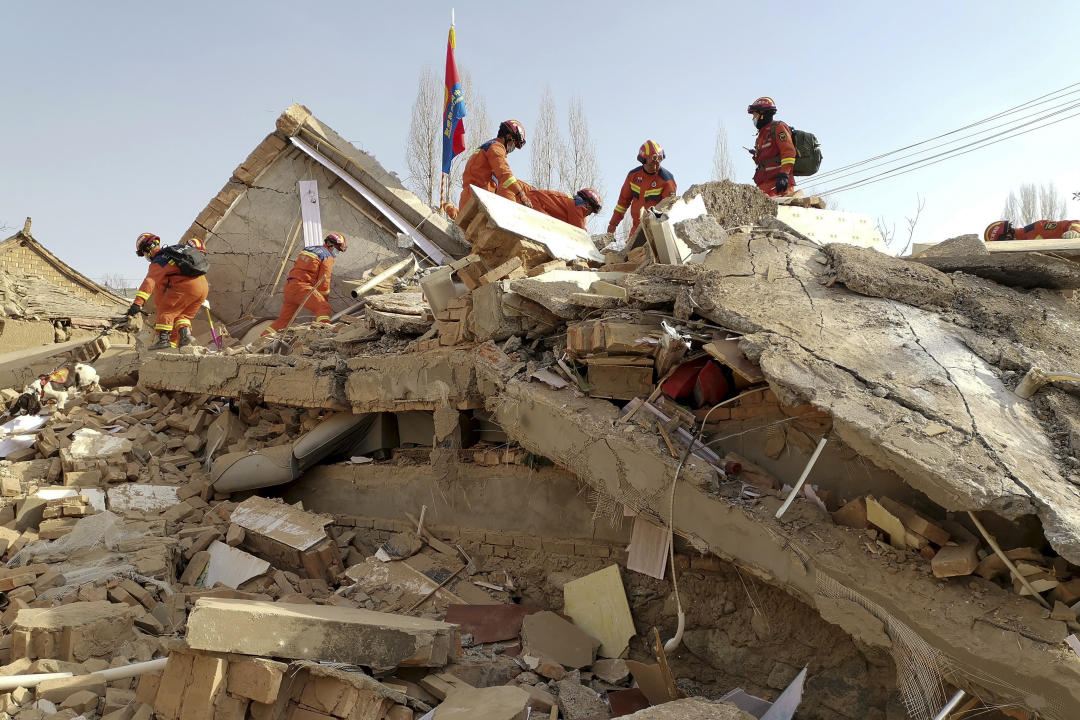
(6, 177, 1080, 719)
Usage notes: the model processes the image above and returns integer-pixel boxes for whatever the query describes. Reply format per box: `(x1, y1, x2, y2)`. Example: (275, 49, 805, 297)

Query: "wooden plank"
(702, 339, 765, 383)
(626, 515, 670, 580)
(985, 239, 1080, 253)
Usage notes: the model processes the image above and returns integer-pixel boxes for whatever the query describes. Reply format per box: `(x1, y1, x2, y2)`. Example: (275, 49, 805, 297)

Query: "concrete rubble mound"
(4, 177, 1080, 720)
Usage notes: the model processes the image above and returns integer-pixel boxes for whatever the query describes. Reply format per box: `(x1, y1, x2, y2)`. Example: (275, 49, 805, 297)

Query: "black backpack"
(160, 244, 209, 278)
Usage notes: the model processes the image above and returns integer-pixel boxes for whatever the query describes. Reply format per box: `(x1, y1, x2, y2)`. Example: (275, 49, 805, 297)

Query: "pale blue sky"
(2, 1, 1077, 285)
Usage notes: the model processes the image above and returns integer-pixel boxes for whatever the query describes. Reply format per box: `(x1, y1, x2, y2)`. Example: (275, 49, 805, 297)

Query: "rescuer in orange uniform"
(263, 233, 347, 337)
(127, 234, 210, 351)
(525, 188, 602, 229)
(748, 97, 796, 197)
(456, 120, 533, 221)
(984, 220, 1080, 242)
(607, 141, 677, 236)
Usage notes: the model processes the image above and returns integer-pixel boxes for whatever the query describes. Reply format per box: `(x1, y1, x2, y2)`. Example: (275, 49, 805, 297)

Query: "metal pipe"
(932, 689, 966, 720)
(332, 256, 416, 322)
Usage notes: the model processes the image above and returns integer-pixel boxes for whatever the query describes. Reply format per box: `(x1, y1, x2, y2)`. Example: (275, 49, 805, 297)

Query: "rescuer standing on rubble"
(748, 97, 797, 197)
(262, 233, 347, 338)
(454, 120, 533, 221)
(607, 141, 677, 237)
(128, 234, 210, 351)
(525, 188, 602, 229)
(984, 219, 1080, 242)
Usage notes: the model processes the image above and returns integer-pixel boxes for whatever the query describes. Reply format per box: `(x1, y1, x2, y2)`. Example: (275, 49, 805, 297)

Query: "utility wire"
(807, 81, 1080, 182)
(801, 95, 1080, 191)
(815, 107, 1080, 197)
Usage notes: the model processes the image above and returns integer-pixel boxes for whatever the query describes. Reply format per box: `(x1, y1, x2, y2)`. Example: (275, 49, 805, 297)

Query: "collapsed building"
(1, 105, 1079, 720)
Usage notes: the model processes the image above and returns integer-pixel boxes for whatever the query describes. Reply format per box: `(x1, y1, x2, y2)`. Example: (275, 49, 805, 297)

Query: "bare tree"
(404, 64, 441, 208)
(531, 86, 562, 190)
(1002, 181, 1066, 225)
(562, 97, 604, 233)
(100, 273, 135, 292)
(711, 121, 735, 181)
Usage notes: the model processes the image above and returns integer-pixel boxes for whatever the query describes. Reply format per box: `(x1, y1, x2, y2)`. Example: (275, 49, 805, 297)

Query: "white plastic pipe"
(0, 672, 73, 691)
(91, 657, 168, 681)
(775, 437, 828, 519)
(0, 657, 169, 692)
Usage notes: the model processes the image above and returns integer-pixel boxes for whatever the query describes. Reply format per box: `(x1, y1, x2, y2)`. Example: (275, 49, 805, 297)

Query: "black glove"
(746, 147, 756, 157)
(775, 173, 790, 193)
(126, 303, 141, 317)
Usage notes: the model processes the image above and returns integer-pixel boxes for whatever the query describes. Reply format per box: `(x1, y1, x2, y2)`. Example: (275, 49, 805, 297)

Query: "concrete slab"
(470, 187, 603, 263)
(186, 598, 457, 670)
(909, 252, 1080, 289)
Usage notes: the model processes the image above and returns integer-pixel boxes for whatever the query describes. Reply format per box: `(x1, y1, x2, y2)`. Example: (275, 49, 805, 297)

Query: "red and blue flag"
(441, 24, 466, 176)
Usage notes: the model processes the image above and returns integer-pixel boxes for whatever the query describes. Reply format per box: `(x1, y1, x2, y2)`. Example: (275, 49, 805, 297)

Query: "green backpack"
(772, 123, 823, 176)
(790, 127, 822, 176)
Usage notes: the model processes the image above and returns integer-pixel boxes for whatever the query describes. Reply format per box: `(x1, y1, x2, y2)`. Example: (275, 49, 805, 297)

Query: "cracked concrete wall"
(680, 228, 1080, 564)
(284, 463, 631, 544)
(487, 380, 1080, 719)
(139, 349, 482, 413)
(203, 146, 407, 325)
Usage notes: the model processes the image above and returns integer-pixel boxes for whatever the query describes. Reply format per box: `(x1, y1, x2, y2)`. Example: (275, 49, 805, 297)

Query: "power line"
(815, 107, 1080, 197)
(807, 81, 1080, 183)
(801, 94, 1080, 192)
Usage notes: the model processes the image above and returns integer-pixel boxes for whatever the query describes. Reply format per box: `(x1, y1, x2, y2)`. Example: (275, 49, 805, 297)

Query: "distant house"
(0, 219, 129, 353)
(185, 104, 468, 326)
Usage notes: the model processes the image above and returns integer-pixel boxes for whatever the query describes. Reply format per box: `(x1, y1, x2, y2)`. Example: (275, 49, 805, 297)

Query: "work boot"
(148, 331, 172, 351)
(178, 327, 194, 347)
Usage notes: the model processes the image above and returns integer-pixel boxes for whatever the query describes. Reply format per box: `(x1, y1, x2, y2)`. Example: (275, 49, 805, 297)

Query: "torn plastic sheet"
(0, 435, 36, 458)
(0, 415, 47, 436)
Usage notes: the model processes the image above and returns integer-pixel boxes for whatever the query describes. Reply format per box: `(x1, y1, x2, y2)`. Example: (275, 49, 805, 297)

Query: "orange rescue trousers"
(153, 276, 209, 346)
(265, 280, 331, 335)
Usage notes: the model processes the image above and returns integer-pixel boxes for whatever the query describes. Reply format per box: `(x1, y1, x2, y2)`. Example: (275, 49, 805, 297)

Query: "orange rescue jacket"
(526, 189, 590, 229)
(287, 245, 335, 295)
(459, 138, 526, 212)
(133, 248, 186, 307)
(607, 166, 677, 234)
(752, 120, 796, 185)
(1013, 220, 1080, 240)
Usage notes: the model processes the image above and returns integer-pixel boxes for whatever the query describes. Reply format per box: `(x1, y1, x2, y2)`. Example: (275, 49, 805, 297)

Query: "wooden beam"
(984, 239, 1080, 253)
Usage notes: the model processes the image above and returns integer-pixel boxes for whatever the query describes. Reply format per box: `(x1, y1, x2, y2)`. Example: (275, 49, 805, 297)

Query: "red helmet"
(576, 188, 602, 214)
(637, 140, 665, 164)
(747, 96, 778, 114)
(499, 120, 526, 148)
(983, 221, 1013, 243)
(135, 233, 160, 257)
(324, 232, 347, 252)
(185, 237, 206, 252)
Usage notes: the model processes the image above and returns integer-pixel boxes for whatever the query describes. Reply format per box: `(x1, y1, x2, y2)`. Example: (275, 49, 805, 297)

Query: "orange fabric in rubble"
(525, 189, 590, 229)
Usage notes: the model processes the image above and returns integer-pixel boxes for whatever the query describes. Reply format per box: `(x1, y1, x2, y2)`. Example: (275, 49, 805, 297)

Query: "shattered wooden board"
(776, 206, 888, 254)
(229, 496, 331, 552)
(563, 564, 636, 658)
(471, 187, 604, 263)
